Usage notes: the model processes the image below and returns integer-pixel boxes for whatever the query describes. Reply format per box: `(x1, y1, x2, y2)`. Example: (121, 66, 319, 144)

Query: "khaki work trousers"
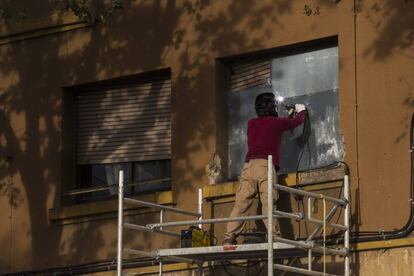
(223, 159, 279, 241)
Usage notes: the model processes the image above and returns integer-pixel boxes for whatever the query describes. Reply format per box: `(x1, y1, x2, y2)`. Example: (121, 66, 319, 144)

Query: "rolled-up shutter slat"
(78, 133, 171, 146)
(78, 90, 171, 106)
(76, 78, 171, 164)
(77, 122, 170, 135)
(231, 59, 271, 92)
(78, 116, 170, 129)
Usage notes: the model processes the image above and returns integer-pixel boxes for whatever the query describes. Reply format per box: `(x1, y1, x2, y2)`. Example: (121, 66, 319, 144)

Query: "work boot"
(240, 232, 266, 244)
(222, 234, 237, 246)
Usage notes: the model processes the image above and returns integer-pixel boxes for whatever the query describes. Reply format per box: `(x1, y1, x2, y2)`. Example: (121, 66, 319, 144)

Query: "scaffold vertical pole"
(159, 209, 164, 276)
(344, 174, 350, 276)
(117, 170, 124, 276)
(307, 198, 312, 271)
(268, 155, 274, 276)
(198, 188, 203, 229)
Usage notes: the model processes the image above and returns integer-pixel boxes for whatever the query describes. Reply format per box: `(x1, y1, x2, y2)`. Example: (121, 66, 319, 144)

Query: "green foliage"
(55, 0, 92, 22)
(55, 0, 125, 23)
(0, 1, 27, 23)
(0, 0, 125, 24)
(303, 4, 320, 16)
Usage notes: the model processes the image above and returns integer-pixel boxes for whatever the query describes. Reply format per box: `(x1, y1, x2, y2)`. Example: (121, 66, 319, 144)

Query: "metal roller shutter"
(76, 78, 171, 165)
(230, 59, 271, 92)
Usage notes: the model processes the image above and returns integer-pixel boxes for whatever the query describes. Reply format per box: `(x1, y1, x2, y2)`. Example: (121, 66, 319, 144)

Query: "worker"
(223, 92, 306, 245)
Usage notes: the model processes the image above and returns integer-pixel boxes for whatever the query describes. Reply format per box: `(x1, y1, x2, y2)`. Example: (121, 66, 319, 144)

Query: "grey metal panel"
(228, 87, 273, 179)
(228, 46, 343, 178)
(271, 47, 339, 98)
(278, 90, 344, 174)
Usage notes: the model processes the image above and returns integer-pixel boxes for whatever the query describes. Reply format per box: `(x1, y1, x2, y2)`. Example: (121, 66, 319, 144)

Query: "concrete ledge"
(203, 166, 345, 201)
(353, 237, 414, 252)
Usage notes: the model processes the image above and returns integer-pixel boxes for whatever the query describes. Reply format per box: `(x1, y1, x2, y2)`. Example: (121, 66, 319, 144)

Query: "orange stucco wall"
(0, 0, 413, 273)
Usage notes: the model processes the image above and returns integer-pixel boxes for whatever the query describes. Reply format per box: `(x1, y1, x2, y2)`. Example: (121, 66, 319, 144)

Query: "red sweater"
(245, 111, 306, 169)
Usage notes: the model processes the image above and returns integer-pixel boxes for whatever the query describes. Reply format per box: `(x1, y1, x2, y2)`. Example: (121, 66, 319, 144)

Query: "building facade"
(0, 0, 413, 275)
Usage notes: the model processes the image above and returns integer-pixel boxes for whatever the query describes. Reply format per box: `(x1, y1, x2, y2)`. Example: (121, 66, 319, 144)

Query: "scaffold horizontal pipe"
(305, 217, 348, 231)
(148, 215, 267, 228)
(274, 184, 346, 205)
(311, 246, 347, 256)
(307, 205, 339, 241)
(124, 248, 156, 258)
(124, 222, 151, 232)
(63, 185, 111, 196)
(124, 197, 201, 217)
(274, 237, 346, 256)
(124, 223, 180, 237)
(274, 236, 313, 249)
(274, 264, 339, 276)
(274, 210, 303, 220)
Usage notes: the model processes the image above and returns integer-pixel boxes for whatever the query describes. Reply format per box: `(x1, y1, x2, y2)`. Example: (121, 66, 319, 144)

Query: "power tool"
(181, 226, 211, 248)
(276, 95, 297, 117)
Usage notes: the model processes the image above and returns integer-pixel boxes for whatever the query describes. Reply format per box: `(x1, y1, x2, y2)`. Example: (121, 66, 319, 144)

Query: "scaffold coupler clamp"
(341, 197, 349, 206)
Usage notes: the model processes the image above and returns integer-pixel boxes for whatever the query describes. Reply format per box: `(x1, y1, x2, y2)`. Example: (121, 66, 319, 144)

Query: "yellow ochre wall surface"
(0, 0, 413, 274)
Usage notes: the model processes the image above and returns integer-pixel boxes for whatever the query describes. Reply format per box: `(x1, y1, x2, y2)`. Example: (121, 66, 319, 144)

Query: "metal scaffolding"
(117, 155, 350, 276)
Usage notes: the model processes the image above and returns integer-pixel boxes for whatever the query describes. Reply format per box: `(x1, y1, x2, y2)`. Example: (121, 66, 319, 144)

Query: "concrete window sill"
(203, 168, 345, 201)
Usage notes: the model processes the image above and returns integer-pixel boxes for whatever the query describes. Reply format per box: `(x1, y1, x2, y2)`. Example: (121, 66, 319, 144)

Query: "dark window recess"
(133, 160, 171, 193)
(77, 160, 171, 202)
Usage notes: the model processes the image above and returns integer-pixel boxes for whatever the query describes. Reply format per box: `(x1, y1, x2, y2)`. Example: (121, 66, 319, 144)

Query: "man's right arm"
(279, 109, 306, 131)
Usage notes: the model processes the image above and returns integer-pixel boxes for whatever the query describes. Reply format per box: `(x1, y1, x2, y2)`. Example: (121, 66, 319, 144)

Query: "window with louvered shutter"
(72, 76, 172, 202)
(76, 78, 171, 165)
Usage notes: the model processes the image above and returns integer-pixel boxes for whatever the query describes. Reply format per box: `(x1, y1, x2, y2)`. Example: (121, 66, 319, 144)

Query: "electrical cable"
(290, 110, 414, 245)
(294, 110, 311, 240)
(251, 262, 264, 276)
(2, 257, 158, 276)
(310, 112, 414, 245)
(221, 260, 265, 276)
(220, 261, 239, 276)
(348, 111, 414, 242)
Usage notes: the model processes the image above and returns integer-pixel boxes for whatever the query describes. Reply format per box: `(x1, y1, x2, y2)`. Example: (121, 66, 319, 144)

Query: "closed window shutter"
(76, 78, 171, 165)
(230, 59, 271, 92)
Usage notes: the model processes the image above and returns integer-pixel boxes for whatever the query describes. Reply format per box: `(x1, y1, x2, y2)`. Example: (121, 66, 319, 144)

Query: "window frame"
(61, 69, 172, 205)
(225, 38, 342, 179)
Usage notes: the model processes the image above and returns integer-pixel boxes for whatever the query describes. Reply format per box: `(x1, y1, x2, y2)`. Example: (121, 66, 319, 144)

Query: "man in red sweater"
(223, 92, 306, 245)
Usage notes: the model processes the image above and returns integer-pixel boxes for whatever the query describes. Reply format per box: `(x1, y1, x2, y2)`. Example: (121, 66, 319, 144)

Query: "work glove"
(295, 104, 306, 113)
(287, 106, 296, 117)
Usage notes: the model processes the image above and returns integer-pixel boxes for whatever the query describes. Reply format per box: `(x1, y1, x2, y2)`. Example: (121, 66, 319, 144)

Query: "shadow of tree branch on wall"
(1, 0, 413, 273)
(362, 0, 414, 60)
(0, 0, 296, 271)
